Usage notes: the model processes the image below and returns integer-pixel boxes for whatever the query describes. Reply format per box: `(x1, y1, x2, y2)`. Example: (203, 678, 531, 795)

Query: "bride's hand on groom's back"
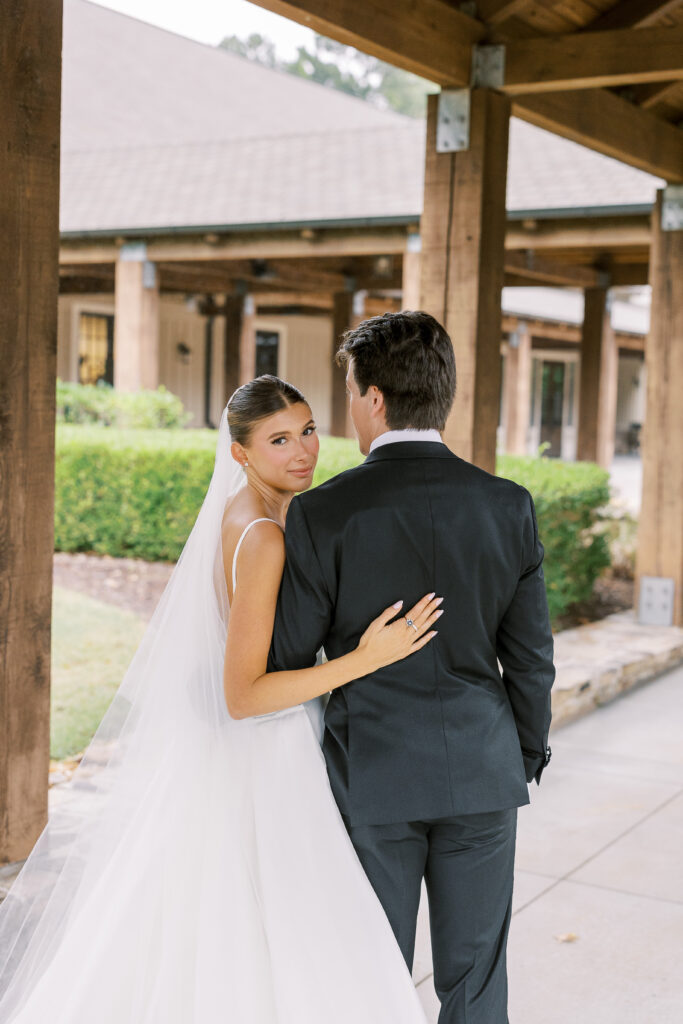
(356, 593, 443, 674)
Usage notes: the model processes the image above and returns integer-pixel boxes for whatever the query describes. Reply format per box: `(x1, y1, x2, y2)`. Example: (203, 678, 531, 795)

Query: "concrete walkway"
(412, 661, 683, 1023)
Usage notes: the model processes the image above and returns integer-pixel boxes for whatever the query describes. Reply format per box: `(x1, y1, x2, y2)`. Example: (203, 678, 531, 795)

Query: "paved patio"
(412, 660, 683, 1023)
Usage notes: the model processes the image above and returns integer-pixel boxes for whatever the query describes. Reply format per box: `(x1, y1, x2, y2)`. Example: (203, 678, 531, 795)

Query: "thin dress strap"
(231, 518, 280, 596)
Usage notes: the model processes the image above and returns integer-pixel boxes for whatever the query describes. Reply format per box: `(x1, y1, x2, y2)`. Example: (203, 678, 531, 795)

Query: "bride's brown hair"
(227, 374, 308, 445)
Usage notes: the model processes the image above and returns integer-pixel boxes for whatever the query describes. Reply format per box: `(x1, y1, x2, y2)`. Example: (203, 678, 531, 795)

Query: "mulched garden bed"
(53, 551, 634, 631)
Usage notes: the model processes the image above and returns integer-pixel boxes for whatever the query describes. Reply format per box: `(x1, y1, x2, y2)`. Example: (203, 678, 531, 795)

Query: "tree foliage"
(218, 32, 433, 119)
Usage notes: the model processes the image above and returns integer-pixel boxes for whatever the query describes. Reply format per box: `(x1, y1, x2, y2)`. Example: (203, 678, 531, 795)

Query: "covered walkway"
(3, 0, 683, 866)
(413, 661, 683, 1022)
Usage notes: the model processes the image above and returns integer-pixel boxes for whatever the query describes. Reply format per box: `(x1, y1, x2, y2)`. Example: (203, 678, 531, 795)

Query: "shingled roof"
(60, 0, 664, 235)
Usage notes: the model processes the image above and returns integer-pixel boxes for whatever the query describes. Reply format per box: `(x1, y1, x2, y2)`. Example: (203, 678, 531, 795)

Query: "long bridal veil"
(0, 404, 247, 1021)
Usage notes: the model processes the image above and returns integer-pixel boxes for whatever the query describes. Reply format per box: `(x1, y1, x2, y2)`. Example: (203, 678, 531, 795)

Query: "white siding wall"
(275, 314, 333, 435)
(158, 295, 209, 428)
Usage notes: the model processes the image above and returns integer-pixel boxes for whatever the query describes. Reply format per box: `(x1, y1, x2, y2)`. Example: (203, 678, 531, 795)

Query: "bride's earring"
(243, 461, 249, 470)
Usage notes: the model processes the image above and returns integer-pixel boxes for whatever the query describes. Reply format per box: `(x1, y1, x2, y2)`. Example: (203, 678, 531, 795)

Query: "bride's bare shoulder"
(221, 493, 284, 598)
(221, 491, 281, 542)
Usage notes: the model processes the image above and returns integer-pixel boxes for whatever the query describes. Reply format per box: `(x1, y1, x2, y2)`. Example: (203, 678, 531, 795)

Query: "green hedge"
(497, 454, 611, 620)
(56, 379, 193, 429)
(55, 428, 610, 620)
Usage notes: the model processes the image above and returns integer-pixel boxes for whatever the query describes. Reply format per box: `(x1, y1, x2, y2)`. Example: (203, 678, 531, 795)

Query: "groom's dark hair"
(335, 310, 456, 431)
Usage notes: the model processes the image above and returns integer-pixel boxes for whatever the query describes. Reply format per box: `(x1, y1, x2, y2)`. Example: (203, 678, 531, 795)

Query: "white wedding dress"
(0, 411, 428, 1024)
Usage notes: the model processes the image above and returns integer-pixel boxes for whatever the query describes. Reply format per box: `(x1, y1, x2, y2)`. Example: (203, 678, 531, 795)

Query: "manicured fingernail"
(435, 596, 444, 606)
(428, 592, 436, 599)
(435, 609, 444, 618)
(393, 600, 403, 608)
(431, 630, 438, 636)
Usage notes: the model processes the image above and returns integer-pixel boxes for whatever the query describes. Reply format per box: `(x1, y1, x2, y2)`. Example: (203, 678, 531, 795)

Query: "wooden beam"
(254, 304, 332, 317)
(0, 0, 62, 863)
(246, 0, 483, 86)
(254, 291, 333, 310)
(60, 228, 413, 265)
(420, 89, 510, 472)
(513, 88, 683, 182)
(585, 0, 683, 31)
(476, 0, 537, 26)
(635, 189, 683, 625)
(506, 215, 652, 251)
(636, 79, 683, 110)
(250, 1, 682, 181)
(503, 315, 581, 342)
(616, 333, 646, 351)
(613, 263, 651, 285)
(501, 25, 683, 94)
(504, 251, 606, 287)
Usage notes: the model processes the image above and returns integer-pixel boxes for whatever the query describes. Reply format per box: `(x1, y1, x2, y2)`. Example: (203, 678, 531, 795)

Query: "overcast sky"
(90, 0, 316, 57)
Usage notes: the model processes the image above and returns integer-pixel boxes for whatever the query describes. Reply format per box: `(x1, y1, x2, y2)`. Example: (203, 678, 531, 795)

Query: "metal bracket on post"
(119, 241, 147, 262)
(638, 576, 675, 626)
(352, 290, 367, 318)
(142, 260, 156, 290)
(406, 232, 422, 254)
(471, 45, 506, 89)
(661, 185, 683, 231)
(437, 89, 470, 152)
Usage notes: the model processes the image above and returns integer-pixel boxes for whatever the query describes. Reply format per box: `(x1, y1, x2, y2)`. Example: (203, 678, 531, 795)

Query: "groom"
(267, 310, 554, 1023)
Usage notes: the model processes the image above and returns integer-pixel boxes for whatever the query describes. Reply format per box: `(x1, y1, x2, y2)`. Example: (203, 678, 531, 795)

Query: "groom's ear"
(369, 385, 388, 424)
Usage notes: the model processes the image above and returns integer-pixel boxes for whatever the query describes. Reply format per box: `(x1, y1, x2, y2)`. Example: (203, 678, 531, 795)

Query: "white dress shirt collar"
(369, 428, 444, 453)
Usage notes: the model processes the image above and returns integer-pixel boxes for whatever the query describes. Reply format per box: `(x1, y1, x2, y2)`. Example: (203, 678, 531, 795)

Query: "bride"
(0, 374, 442, 1023)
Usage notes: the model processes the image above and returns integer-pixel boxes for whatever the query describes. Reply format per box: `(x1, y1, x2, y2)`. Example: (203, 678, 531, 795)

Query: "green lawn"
(51, 585, 146, 761)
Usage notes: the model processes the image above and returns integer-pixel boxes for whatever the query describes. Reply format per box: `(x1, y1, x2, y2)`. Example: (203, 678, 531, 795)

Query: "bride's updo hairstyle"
(227, 374, 308, 446)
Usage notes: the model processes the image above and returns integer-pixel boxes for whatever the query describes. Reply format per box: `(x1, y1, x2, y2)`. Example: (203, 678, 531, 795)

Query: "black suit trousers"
(341, 807, 517, 1024)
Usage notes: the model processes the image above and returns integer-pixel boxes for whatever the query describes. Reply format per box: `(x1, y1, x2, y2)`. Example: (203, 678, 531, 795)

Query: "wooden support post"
(635, 189, 683, 626)
(238, 295, 256, 386)
(504, 323, 532, 454)
(113, 248, 160, 391)
(577, 288, 618, 466)
(402, 238, 422, 310)
(0, 0, 62, 863)
(223, 294, 243, 400)
(419, 89, 510, 472)
(331, 291, 355, 438)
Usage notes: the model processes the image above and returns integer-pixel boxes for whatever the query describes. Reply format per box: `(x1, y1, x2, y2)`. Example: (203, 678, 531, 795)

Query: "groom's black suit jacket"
(267, 441, 555, 828)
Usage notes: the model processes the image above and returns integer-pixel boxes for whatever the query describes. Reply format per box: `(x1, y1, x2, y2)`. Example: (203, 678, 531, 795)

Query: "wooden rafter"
(633, 79, 683, 110)
(500, 24, 683, 94)
(243, 0, 482, 85)
(475, 0, 537, 26)
(249, 0, 683, 182)
(585, 0, 683, 32)
(512, 88, 683, 180)
(503, 251, 606, 287)
(59, 229, 413, 265)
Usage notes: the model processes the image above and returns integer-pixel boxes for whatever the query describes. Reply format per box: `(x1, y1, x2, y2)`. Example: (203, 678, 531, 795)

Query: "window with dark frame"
(78, 312, 114, 386)
(255, 330, 279, 377)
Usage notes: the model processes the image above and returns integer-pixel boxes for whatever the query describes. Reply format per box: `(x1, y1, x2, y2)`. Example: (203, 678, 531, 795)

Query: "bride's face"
(239, 402, 319, 491)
